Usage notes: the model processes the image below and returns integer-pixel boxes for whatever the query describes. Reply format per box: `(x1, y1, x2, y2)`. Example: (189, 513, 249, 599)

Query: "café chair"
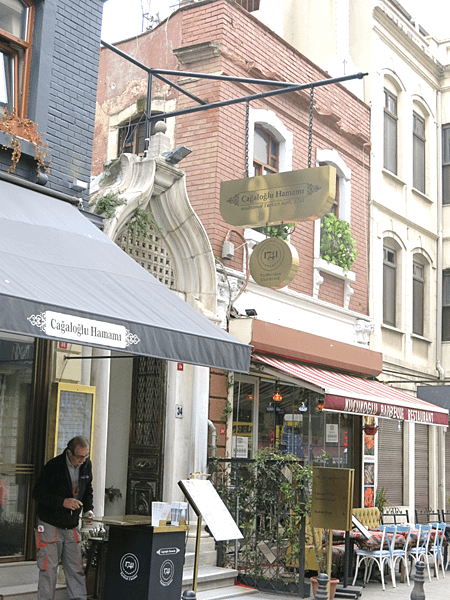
(352, 525, 397, 590)
(410, 524, 433, 581)
(415, 509, 440, 525)
(391, 524, 412, 585)
(428, 522, 446, 579)
(381, 511, 409, 525)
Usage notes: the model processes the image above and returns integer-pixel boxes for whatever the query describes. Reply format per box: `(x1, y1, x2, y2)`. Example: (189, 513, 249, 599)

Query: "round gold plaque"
(250, 238, 299, 289)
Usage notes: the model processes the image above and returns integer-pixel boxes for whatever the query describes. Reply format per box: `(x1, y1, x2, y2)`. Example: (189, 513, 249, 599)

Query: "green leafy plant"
(209, 449, 313, 587)
(255, 223, 295, 240)
(375, 486, 389, 515)
(127, 207, 163, 238)
(90, 191, 126, 218)
(320, 213, 357, 273)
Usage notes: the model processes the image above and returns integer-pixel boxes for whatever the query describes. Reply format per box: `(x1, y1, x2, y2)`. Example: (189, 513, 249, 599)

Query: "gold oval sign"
(250, 238, 299, 289)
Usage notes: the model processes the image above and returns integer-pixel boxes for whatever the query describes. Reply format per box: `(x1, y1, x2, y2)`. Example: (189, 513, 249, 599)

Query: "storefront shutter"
(378, 419, 403, 505)
(415, 424, 429, 520)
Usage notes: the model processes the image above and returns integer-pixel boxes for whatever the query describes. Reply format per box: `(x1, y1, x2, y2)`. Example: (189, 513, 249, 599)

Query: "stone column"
(90, 348, 111, 518)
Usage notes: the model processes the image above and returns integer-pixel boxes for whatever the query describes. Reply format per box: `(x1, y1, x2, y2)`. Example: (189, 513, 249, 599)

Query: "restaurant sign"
(250, 238, 299, 288)
(27, 310, 140, 349)
(220, 165, 336, 227)
(325, 394, 448, 426)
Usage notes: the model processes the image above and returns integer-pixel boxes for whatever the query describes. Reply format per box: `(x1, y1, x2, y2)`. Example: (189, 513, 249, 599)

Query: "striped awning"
(254, 354, 448, 426)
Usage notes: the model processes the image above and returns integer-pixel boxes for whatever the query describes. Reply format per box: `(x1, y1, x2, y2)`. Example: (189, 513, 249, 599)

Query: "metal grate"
(115, 224, 176, 289)
(133, 357, 165, 446)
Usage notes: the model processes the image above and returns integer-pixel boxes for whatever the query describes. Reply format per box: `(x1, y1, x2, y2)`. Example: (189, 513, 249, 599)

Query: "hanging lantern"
(247, 394, 254, 401)
(316, 400, 324, 412)
(273, 386, 282, 402)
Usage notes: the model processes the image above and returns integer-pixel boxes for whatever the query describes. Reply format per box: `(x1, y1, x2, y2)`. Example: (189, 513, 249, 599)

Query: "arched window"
(0, 0, 34, 117)
(253, 125, 279, 175)
(384, 88, 398, 175)
(412, 257, 425, 336)
(383, 242, 398, 327)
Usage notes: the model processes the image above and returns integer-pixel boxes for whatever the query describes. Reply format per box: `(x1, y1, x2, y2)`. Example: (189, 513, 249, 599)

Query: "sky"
(101, 0, 450, 44)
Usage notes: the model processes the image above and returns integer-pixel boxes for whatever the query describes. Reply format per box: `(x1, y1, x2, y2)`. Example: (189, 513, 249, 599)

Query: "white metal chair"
(428, 522, 446, 578)
(410, 524, 433, 581)
(391, 524, 412, 585)
(352, 525, 397, 590)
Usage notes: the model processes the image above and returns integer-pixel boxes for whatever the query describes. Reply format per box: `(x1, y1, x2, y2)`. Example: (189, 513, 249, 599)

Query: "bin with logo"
(102, 517, 188, 600)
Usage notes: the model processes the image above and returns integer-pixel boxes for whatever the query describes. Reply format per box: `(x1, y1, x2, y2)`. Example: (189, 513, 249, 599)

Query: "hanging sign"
(250, 238, 299, 289)
(220, 165, 336, 228)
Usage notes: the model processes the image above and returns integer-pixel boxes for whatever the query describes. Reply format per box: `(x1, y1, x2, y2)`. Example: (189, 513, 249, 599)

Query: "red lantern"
(273, 388, 282, 402)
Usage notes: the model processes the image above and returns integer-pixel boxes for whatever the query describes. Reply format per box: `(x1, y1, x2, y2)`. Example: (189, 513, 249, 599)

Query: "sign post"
(311, 467, 354, 596)
(178, 478, 243, 592)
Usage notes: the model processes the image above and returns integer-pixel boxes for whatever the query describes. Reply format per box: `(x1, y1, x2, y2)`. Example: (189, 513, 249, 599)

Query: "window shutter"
(378, 419, 403, 505)
(415, 424, 429, 520)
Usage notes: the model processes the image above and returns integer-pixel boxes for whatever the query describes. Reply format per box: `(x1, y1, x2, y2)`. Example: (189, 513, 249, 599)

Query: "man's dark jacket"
(32, 449, 93, 529)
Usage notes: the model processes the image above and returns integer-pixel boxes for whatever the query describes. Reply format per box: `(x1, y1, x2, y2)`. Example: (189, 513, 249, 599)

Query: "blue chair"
(410, 524, 433, 581)
(352, 525, 397, 590)
(390, 524, 412, 585)
(428, 522, 446, 579)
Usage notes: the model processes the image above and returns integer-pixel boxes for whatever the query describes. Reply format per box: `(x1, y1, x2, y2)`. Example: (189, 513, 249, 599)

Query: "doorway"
(126, 356, 166, 514)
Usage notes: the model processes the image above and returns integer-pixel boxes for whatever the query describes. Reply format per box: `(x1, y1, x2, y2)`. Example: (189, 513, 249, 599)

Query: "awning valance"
(254, 354, 448, 426)
(0, 180, 251, 372)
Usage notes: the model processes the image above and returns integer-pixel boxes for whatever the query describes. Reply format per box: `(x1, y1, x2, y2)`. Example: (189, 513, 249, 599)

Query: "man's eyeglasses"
(71, 450, 89, 460)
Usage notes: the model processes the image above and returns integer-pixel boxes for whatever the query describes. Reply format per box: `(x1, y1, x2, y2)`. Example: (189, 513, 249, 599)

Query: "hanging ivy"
(320, 213, 357, 273)
(254, 223, 295, 240)
(127, 207, 163, 238)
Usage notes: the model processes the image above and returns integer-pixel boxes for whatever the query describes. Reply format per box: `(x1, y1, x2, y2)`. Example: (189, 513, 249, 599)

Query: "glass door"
(0, 335, 35, 559)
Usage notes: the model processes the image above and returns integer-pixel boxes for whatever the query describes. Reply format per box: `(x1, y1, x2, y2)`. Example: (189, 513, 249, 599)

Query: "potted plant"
(320, 213, 358, 273)
(0, 109, 50, 176)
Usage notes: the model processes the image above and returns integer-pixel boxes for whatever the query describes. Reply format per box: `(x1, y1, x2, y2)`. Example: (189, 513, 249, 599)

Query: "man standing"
(33, 436, 94, 600)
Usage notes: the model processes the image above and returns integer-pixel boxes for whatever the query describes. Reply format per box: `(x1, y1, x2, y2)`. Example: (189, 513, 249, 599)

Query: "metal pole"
(145, 72, 153, 153)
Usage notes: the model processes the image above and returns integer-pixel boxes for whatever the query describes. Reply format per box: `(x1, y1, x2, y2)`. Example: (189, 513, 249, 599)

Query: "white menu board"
(179, 479, 243, 541)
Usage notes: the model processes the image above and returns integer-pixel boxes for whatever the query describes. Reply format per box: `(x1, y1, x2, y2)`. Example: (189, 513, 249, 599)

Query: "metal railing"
(207, 457, 309, 597)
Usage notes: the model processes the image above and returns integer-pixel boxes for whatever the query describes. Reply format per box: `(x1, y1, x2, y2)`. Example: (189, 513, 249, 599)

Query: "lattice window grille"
(115, 225, 176, 289)
(133, 357, 165, 446)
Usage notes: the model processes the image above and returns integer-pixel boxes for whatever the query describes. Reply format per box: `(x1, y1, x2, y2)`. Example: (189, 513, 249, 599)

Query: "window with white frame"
(442, 270, 450, 342)
(247, 108, 293, 177)
(246, 109, 293, 240)
(442, 125, 450, 205)
(413, 112, 426, 193)
(314, 149, 351, 260)
(383, 244, 397, 327)
(253, 124, 279, 175)
(384, 89, 398, 175)
(0, 0, 33, 117)
(412, 258, 424, 336)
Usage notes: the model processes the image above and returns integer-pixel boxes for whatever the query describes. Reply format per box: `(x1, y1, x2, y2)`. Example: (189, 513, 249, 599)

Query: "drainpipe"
(208, 419, 217, 457)
(436, 89, 445, 380)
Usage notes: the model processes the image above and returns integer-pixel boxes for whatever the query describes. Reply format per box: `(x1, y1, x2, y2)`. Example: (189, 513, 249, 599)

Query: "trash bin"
(103, 523, 188, 600)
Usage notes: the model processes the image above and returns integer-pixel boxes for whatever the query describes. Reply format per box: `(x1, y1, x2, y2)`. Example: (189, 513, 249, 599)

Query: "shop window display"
(0, 336, 35, 557)
(232, 376, 353, 468)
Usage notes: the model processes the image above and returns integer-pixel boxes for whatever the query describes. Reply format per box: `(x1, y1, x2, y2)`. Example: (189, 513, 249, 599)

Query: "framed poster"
(54, 383, 96, 456)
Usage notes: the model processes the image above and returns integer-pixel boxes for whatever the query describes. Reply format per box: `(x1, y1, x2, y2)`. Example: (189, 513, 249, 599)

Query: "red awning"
(254, 354, 449, 426)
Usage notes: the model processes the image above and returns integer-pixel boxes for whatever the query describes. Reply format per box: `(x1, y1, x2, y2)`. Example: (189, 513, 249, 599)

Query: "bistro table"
(332, 526, 443, 586)
(332, 528, 407, 586)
